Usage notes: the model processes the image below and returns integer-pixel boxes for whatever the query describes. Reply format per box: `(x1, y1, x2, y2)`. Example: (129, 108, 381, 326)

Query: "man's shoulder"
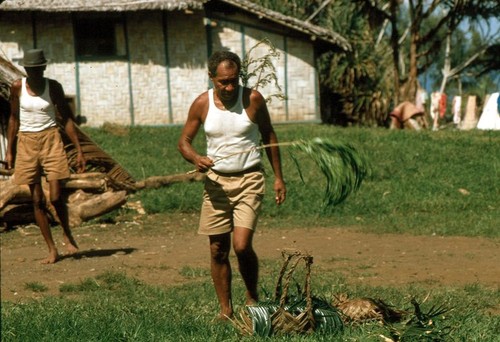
(11, 78, 22, 87)
(189, 91, 210, 117)
(244, 87, 265, 104)
(193, 90, 209, 104)
(9, 79, 22, 97)
(47, 78, 62, 88)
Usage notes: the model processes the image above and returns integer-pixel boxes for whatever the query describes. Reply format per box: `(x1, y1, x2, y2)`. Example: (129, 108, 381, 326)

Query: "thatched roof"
(215, 0, 350, 51)
(0, 0, 350, 50)
(0, 0, 206, 11)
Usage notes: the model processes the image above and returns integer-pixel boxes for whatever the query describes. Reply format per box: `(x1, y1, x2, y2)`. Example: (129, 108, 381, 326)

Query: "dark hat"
(20, 49, 48, 67)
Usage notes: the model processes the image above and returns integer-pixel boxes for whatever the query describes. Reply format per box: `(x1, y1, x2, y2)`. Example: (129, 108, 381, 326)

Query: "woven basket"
(231, 250, 342, 337)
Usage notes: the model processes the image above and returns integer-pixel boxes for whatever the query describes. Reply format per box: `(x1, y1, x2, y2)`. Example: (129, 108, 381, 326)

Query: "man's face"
(24, 66, 45, 78)
(210, 60, 239, 103)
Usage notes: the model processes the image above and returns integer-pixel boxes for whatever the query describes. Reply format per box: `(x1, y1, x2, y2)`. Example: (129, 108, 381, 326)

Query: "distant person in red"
(439, 93, 447, 119)
(6, 49, 86, 264)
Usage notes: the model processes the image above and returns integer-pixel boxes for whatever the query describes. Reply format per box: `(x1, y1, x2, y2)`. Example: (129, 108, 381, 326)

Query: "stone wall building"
(0, 0, 349, 127)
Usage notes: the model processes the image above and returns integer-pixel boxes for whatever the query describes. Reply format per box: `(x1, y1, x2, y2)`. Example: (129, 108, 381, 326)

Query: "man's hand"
(274, 178, 286, 205)
(75, 152, 86, 173)
(195, 156, 214, 173)
(5, 152, 13, 170)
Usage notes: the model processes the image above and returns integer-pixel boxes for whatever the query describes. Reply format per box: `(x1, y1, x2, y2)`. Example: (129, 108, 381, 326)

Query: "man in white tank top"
(6, 49, 86, 264)
(178, 51, 286, 320)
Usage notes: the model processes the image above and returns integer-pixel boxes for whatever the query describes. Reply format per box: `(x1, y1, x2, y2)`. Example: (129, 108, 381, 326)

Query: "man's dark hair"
(208, 50, 241, 76)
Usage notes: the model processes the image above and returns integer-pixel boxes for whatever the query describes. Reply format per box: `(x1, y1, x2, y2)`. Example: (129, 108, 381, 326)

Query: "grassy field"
(87, 123, 499, 237)
(2, 124, 499, 341)
(2, 270, 499, 341)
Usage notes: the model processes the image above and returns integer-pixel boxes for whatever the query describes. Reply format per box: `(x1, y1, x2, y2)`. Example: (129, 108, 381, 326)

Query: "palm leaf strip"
(190, 137, 369, 207)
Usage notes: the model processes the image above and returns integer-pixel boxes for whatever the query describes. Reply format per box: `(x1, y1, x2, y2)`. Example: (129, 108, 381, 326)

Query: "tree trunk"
(390, 0, 401, 105)
(405, 30, 419, 102)
(1, 171, 205, 228)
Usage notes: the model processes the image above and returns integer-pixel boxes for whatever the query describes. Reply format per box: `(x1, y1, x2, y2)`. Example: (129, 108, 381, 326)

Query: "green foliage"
(251, 0, 499, 124)
(318, 0, 393, 126)
(240, 38, 286, 104)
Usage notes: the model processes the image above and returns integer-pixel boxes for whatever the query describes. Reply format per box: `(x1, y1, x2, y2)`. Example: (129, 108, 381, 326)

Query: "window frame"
(73, 13, 128, 61)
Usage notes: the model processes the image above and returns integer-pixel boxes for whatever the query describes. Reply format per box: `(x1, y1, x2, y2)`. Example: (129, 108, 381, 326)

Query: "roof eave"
(214, 0, 351, 51)
(0, 0, 207, 12)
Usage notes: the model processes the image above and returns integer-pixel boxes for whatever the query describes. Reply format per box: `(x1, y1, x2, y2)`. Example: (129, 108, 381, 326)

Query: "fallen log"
(1, 189, 128, 228)
(0, 203, 35, 228)
(0, 181, 30, 210)
(1, 169, 205, 228)
(68, 190, 128, 227)
(62, 178, 107, 192)
(1, 176, 108, 211)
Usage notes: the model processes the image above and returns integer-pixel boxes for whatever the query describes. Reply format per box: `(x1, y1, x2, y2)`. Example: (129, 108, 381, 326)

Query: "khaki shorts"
(198, 168, 265, 235)
(13, 127, 70, 185)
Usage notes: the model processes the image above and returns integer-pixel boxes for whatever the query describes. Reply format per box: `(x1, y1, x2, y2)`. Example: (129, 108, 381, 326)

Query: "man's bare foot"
(41, 250, 59, 264)
(214, 312, 234, 323)
(245, 298, 258, 306)
(245, 292, 259, 306)
(63, 234, 79, 254)
(65, 243, 79, 255)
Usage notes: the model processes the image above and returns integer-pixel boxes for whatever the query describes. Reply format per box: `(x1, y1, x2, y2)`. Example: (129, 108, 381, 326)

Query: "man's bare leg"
(233, 227, 259, 305)
(209, 233, 233, 319)
(30, 183, 59, 264)
(49, 179, 78, 255)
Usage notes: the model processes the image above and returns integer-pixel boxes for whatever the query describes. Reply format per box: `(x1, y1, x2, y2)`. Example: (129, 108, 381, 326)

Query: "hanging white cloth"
(477, 92, 500, 130)
(452, 96, 462, 125)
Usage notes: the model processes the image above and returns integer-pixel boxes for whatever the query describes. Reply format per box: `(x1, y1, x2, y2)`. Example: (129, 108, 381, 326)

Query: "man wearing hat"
(6, 48, 86, 264)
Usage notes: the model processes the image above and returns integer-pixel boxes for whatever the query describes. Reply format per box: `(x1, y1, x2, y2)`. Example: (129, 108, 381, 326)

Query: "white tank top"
(19, 78, 57, 132)
(204, 87, 261, 173)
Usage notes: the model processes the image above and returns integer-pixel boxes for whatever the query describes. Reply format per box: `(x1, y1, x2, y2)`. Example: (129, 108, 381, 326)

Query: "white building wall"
(166, 13, 209, 124)
(0, 10, 320, 126)
(286, 38, 318, 121)
(77, 61, 131, 126)
(127, 12, 170, 125)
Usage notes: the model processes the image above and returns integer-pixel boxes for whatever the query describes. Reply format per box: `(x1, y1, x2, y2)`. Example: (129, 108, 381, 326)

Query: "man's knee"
(50, 197, 65, 209)
(210, 240, 230, 263)
(233, 243, 253, 257)
(32, 196, 47, 210)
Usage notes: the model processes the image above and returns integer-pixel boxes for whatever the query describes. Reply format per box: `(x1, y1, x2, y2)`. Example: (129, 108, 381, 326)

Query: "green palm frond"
(386, 298, 453, 341)
(289, 137, 369, 206)
(205, 137, 369, 207)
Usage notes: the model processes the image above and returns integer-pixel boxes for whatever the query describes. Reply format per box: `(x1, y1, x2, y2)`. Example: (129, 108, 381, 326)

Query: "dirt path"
(1, 214, 499, 302)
